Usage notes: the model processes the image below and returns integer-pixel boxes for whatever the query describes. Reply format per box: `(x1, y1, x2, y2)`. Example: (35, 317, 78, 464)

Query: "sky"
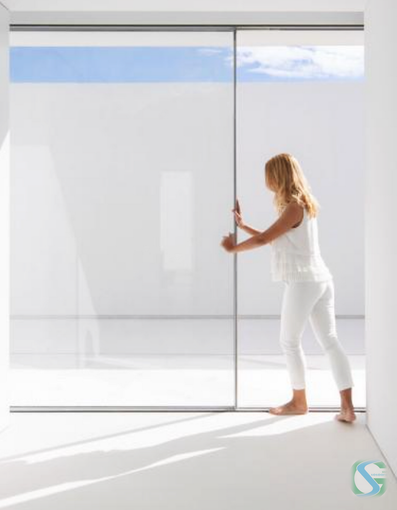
(10, 45, 364, 83)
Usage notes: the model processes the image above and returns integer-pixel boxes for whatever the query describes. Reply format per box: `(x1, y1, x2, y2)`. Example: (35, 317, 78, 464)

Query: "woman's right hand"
(232, 199, 245, 229)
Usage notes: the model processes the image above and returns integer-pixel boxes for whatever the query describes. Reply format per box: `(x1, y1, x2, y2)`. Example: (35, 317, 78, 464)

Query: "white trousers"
(279, 278, 354, 391)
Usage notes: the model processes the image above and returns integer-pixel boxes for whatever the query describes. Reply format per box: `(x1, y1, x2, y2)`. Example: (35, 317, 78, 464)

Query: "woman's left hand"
(220, 232, 236, 253)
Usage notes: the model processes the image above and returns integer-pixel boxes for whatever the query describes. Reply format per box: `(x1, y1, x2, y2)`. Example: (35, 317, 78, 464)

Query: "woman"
(220, 153, 356, 423)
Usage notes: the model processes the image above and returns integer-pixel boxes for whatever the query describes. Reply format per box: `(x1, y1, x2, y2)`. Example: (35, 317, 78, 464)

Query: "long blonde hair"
(265, 153, 319, 218)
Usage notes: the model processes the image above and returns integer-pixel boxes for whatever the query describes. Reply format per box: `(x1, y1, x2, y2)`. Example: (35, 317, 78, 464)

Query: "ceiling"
(1, 0, 365, 26)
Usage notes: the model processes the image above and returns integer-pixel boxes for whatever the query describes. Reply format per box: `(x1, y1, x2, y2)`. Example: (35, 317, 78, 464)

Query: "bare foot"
(269, 400, 308, 416)
(335, 407, 356, 423)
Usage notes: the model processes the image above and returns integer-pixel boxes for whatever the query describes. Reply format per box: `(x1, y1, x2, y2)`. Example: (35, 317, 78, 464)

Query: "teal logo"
(352, 460, 387, 496)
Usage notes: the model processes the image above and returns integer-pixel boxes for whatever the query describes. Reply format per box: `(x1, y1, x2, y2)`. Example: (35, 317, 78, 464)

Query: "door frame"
(9, 23, 365, 413)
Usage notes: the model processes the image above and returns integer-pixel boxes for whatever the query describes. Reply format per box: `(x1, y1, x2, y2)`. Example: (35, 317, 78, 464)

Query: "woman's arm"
(232, 202, 303, 253)
(241, 224, 263, 236)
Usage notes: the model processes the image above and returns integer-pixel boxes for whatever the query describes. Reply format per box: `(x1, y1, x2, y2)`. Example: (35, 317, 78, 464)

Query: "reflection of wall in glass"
(160, 171, 193, 272)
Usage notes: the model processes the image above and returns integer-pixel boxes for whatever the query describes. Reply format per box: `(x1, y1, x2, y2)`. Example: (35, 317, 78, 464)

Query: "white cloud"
(236, 45, 364, 79)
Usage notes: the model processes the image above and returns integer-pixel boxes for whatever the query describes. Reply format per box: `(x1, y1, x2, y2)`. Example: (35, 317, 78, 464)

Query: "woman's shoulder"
(286, 200, 306, 216)
(281, 200, 305, 228)
(285, 199, 319, 222)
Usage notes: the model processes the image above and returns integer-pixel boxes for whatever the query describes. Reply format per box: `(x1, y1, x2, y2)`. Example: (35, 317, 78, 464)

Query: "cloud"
(236, 45, 364, 80)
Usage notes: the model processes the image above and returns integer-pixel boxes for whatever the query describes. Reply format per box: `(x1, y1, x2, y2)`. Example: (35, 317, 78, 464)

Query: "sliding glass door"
(236, 29, 365, 408)
(10, 29, 236, 407)
(10, 27, 365, 409)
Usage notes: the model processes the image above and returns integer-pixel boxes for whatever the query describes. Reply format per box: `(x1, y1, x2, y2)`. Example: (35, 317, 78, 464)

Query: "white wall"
(0, 3, 10, 433)
(365, 0, 397, 478)
(10, 82, 364, 314)
(9, 82, 364, 354)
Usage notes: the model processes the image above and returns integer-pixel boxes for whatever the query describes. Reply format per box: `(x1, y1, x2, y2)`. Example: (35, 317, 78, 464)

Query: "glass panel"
(236, 30, 365, 408)
(10, 30, 235, 406)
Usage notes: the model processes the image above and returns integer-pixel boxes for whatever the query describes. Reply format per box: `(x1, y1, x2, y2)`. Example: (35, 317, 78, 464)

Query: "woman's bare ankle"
(292, 388, 308, 407)
(339, 387, 354, 411)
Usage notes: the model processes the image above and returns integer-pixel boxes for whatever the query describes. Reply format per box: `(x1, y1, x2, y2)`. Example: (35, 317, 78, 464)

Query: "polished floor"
(0, 410, 395, 509)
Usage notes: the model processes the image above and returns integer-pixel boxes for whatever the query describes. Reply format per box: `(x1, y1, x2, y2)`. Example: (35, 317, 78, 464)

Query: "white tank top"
(270, 206, 333, 283)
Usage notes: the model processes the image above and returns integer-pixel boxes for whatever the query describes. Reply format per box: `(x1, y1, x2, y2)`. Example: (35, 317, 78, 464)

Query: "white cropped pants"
(279, 278, 354, 391)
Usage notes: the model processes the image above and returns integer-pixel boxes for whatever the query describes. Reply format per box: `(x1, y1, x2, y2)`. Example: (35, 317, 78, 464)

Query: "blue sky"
(10, 45, 364, 83)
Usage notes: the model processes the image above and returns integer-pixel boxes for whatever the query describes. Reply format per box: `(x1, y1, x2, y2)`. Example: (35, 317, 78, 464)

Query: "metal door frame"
(10, 23, 365, 413)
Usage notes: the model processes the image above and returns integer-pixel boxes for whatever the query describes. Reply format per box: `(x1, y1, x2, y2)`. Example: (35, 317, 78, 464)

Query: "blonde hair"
(265, 153, 319, 218)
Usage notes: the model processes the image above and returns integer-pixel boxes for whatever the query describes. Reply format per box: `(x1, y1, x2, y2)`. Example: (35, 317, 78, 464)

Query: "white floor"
(10, 355, 365, 407)
(11, 317, 365, 407)
(0, 411, 396, 509)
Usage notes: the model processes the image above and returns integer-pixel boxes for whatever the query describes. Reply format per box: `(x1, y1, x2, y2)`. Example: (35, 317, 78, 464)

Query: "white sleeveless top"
(270, 206, 332, 283)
